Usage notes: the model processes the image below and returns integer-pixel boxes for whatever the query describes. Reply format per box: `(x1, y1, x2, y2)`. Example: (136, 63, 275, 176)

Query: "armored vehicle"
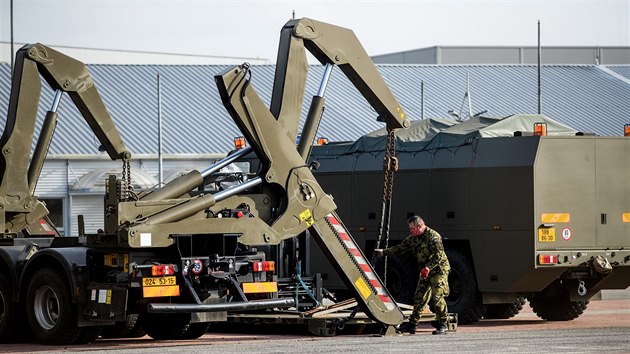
(308, 114, 630, 324)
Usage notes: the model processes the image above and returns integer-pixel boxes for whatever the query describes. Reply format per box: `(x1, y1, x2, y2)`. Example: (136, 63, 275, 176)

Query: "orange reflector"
(252, 261, 275, 273)
(623, 213, 630, 223)
(317, 137, 329, 145)
(234, 136, 246, 150)
(534, 122, 547, 136)
(625, 124, 630, 137)
(538, 254, 557, 265)
(242, 282, 278, 294)
(152, 264, 176, 276)
(142, 285, 180, 298)
(541, 213, 571, 223)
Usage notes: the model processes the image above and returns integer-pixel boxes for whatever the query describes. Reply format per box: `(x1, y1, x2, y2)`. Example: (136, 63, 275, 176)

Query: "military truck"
(0, 17, 410, 345)
(308, 114, 630, 324)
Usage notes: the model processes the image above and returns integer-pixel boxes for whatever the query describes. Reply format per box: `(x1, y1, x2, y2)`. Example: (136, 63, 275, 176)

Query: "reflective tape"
(242, 282, 278, 294)
(541, 213, 571, 223)
(326, 214, 396, 310)
(142, 285, 180, 298)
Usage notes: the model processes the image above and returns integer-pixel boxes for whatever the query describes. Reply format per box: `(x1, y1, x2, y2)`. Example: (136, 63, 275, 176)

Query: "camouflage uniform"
(383, 226, 450, 324)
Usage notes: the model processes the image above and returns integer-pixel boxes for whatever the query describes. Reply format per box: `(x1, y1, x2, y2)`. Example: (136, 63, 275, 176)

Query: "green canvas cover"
(312, 114, 579, 156)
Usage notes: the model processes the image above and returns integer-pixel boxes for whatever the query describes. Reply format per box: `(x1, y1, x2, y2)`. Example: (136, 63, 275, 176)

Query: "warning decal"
(561, 227, 572, 241)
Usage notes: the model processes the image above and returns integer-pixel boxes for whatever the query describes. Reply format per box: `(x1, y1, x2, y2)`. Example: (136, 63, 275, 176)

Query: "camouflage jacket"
(383, 226, 450, 275)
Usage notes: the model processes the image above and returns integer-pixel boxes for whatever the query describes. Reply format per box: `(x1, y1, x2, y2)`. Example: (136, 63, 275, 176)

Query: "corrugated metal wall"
(69, 195, 104, 236)
(34, 161, 68, 196)
(59, 157, 224, 236)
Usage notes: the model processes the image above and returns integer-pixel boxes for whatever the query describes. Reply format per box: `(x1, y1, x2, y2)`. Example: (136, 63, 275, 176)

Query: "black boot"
(432, 321, 448, 335)
(397, 322, 417, 334)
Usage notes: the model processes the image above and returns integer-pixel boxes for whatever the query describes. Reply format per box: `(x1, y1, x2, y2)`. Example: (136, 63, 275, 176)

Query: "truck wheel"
(528, 283, 589, 321)
(26, 268, 82, 344)
(443, 248, 485, 324)
(142, 313, 190, 340)
(0, 273, 28, 342)
(180, 322, 210, 339)
(75, 326, 103, 344)
(101, 313, 146, 338)
(374, 254, 418, 305)
(483, 297, 526, 319)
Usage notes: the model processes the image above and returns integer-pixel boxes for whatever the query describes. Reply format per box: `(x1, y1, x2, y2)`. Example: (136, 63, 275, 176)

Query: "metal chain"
(374, 129, 398, 283)
(122, 160, 131, 201)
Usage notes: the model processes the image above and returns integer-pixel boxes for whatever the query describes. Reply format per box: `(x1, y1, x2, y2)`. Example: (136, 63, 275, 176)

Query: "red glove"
(420, 267, 430, 279)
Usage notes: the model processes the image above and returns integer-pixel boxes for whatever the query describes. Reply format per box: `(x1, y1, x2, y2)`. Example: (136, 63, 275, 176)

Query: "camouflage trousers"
(408, 272, 450, 324)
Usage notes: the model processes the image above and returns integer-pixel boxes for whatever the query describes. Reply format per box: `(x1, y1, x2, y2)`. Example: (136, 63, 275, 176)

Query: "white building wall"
(45, 157, 228, 236)
(34, 160, 68, 196)
(69, 195, 104, 236)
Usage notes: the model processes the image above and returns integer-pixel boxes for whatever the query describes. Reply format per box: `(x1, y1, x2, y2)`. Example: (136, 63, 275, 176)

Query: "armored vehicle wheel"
(443, 248, 485, 324)
(528, 282, 589, 321)
(26, 268, 82, 344)
(374, 253, 418, 305)
(101, 313, 146, 338)
(483, 297, 526, 319)
(0, 273, 28, 342)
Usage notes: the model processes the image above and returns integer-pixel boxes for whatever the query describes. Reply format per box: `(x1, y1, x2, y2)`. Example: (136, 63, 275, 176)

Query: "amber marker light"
(234, 136, 246, 150)
(534, 122, 547, 136)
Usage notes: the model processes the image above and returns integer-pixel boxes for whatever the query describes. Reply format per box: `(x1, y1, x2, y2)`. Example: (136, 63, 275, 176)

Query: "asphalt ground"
(3, 299, 629, 353)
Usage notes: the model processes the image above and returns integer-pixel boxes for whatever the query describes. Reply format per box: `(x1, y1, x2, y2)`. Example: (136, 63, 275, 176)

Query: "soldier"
(375, 215, 451, 335)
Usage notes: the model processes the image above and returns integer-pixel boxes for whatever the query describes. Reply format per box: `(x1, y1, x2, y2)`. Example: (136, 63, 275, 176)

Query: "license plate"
(538, 228, 556, 242)
(142, 276, 176, 287)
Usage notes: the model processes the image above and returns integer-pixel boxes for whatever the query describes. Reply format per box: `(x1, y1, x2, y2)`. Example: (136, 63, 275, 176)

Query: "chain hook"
(577, 280, 587, 296)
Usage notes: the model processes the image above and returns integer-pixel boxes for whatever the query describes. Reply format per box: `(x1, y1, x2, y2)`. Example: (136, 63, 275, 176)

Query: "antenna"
(449, 72, 486, 121)
(595, 46, 600, 65)
(537, 20, 542, 114)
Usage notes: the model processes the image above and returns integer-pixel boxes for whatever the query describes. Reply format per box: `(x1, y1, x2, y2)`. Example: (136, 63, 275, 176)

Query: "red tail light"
(152, 264, 176, 276)
(538, 254, 557, 265)
(253, 261, 275, 273)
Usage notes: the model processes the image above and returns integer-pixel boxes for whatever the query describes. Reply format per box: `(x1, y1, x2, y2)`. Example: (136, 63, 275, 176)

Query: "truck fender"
(18, 246, 89, 303)
(0, 246, 26, 301)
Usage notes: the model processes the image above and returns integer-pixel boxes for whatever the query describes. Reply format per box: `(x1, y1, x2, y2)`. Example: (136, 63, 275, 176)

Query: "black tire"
(0, 273, 28, 342)
(101, 313, 146, 338)
(484, 297, 526, 319)
(443, 248, 485, 324)
(26, 268, 82, 344)
(528, 282, 589, 321)
(75, 326, 103, 344)
(373, 253, 418, 305)
(180, 322, 210, 339)
(142, 313, 190, 340)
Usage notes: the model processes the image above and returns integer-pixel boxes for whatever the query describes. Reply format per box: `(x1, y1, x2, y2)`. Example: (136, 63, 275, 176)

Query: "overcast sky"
(1, 0, 629, 63)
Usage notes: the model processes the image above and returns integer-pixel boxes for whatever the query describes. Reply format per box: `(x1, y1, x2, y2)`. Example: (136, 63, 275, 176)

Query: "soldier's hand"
(374, 249, 384, 256)
(420, 267, 430, 279)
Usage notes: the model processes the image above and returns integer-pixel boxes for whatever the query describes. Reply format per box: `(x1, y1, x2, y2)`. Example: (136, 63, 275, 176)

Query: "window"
(40, 198, 64, 235)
